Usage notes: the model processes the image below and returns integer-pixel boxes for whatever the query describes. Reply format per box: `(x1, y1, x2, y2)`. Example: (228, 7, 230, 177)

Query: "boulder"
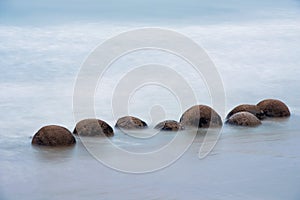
(115, 116, 147, 129)
(226, 104, 265, 120)
(32, 125, 76, 146)
(73, 119, 114, 137)
(257, 99, 290, 117)
(154, 120, 184, 131)
(226, 112, 261, 127)
(180, 105, 222, 128)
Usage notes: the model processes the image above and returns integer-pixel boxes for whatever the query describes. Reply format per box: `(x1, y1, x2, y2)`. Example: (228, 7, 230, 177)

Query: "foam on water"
(1, 19, 300, 138)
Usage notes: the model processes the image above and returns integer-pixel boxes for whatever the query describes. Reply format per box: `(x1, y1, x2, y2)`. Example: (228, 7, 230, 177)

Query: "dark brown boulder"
(226, 112, 261, 127)
(32, 125, 76, 146)
(73, 119, 114, 137)
(115, 116, 147, 129)
(154, 120, 184, 131)
(226, 104, 265, 120)
(180, 105, 222, 128)
(257, 99, 290, 117)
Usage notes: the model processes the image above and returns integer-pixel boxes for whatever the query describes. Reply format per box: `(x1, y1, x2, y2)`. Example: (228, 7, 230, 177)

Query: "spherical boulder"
(73, 119, 114, 137)
(32, 125, 76, 146)
(226, 104, 265, 120)
(154, 120, 184, 131)
(180, 105, 222, 128)
(226, 112, 261, 127)
(257, 99, 290, 117)
(115, 116, 147, 129)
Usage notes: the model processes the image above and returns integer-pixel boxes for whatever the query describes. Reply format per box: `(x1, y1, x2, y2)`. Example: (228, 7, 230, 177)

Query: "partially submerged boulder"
(257, 99, 290, 117)
(180, 105, 222, 128)
(154, 120, 184, 131)
(226, 112, 261, 127)
(32, 125, 76, 146)
(226, 104, 265, 120)
(115, 116, 147, 129)
(73, 119, 114, 137)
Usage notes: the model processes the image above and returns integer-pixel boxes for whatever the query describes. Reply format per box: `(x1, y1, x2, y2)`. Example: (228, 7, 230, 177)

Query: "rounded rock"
(115, 116, 147, 129)
(180, 105, 222, 128)
(32, 125, 76, 146)
(226, 112, 261, 127)
(226, 104, 265, 120)
(257, 99, 290, 117)
(154, 120, 184, 131)
(73, 119, 114, 137)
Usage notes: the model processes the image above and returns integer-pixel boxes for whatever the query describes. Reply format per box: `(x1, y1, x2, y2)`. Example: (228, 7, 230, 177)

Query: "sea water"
(1, 0, 300, 199)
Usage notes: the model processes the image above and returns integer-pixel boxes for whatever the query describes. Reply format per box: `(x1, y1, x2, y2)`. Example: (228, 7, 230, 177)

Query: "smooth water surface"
(1, 0, 300, 199)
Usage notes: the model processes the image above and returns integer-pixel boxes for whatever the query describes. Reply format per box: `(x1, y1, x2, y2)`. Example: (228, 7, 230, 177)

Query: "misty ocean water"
(1, 0, 300, 199)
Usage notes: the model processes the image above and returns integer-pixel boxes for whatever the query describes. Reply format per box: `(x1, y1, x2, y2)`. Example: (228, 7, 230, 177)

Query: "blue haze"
(1, 1, 300, 200)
